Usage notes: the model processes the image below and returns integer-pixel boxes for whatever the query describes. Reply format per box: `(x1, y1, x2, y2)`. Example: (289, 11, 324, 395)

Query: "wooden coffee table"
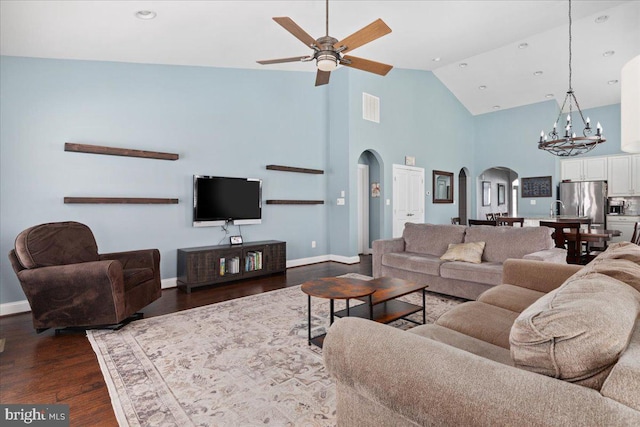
(301, 276, 427, 347)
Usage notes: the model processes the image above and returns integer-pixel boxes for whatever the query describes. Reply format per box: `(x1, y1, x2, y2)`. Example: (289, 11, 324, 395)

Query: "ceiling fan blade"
(342, 55, 393, 76)
(257, 55, 312, 65)
(315, 70, 331, 86)
(273, 17, 317, 48)
(334, 19, 392, 53)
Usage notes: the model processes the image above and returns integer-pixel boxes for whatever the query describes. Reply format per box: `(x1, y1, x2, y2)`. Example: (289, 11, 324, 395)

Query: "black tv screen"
(193, 176, 262, 226)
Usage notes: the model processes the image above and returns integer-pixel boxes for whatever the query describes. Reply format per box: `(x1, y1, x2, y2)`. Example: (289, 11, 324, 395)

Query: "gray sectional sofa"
(373, 222, 566, 300)
(325, 242, 640, 426)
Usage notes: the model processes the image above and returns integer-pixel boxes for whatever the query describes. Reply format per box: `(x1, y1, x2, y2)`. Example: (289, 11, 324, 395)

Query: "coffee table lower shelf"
(334, 299, 423, 324)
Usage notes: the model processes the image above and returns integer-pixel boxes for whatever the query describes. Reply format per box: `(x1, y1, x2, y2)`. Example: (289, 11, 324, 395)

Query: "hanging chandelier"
(538, 0, 606, 156)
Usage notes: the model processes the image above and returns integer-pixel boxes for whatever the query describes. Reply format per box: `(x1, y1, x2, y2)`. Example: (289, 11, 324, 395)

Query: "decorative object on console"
(537, 0, 606, 156)
(257, 0, 392, 86)
(433, 170, 454, 204)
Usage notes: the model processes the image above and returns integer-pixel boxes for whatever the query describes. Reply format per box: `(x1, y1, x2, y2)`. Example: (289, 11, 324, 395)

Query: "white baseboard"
(0, 254, 362, 316)
(161, 277, 178, 289)
(0, 300, 31, 317)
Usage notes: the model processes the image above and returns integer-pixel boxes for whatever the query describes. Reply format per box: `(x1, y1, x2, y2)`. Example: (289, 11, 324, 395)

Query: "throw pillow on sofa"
(440, 242, 486, 264)
(510, 272, 640, 390)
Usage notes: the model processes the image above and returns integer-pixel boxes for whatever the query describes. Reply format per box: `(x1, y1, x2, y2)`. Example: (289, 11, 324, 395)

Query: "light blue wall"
(0, 56, 328, 304)
(474, 100, 623, 217)
(0, 55, 625, 306)
(342, 68, 475, 251)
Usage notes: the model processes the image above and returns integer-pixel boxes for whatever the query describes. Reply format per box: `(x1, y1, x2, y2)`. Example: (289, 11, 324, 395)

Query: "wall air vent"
(362, 92, 380, 123)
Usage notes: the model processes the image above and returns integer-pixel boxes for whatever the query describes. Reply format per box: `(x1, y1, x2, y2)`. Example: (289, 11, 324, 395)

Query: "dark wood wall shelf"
(266, 200, 324, 205)
(177, 240, 286, 293)
(64, 197, 179, 204)
(266, 165, 324, 174)
(65, 143, 179, 161)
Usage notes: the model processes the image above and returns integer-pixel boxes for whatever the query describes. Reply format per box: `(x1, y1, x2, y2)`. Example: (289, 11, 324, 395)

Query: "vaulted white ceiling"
(1, 0, 638, 115)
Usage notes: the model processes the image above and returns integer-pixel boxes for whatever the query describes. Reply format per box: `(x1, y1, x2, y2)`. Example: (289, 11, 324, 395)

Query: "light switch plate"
(337, 198, 345, 205)
(530, 200, 537, 205)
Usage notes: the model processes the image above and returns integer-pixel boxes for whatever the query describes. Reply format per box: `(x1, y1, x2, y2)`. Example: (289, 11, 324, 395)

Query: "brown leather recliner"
(8, 221, 162, 332)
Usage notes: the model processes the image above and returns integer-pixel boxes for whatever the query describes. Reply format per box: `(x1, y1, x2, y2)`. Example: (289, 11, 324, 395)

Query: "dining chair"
(497, 217, 524, 227)
(485, 213, 495, 220)
(631, 222, 640, 245)
(451, 217, 461, 225)
(469, 219, 498, 226)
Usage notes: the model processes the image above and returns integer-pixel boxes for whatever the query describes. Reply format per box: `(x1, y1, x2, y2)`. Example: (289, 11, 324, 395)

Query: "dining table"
(563, 228, 621, 264)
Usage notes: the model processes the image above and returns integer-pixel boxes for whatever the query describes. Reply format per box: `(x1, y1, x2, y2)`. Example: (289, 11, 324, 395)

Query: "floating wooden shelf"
(65, 143, 179, 161)
(266, 200, 324, 205)
(64, 197, 179, 204)
(266, 165, 324, 174)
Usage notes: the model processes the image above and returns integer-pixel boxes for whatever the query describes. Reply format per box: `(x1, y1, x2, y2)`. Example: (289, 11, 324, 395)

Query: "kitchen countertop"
(524, 216, 590, 221)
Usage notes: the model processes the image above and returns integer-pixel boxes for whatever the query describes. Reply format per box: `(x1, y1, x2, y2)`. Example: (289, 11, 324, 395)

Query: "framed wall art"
(521, 176, 552, 198)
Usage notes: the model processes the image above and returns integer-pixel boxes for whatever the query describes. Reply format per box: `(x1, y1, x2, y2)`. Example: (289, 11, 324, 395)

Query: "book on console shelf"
(245, 251, 263, 271)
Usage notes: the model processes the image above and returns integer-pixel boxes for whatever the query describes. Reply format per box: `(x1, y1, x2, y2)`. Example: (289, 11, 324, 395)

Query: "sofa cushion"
(592, 241, 640, 264)
(440, 261, 503, 286)
(436, 301, 519, 349)
(440, 242, 485, 264)
(381, 252, 443, 276)
(464, 226, 553, 263)
(510, 272, 640, 390)
(402, 223, 466, 257)
(409, 324, 514, 366)
(477, 284, 545, 313)
(601, 320, 640, 411)
(14, 221, 99, 269)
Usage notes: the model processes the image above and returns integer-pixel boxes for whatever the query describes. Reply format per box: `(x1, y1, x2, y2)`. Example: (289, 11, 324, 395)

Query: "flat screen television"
(193, 175, 262, 227)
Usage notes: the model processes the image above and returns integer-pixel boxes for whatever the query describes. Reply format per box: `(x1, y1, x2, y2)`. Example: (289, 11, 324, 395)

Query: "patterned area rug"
(87, 274, 463, 426)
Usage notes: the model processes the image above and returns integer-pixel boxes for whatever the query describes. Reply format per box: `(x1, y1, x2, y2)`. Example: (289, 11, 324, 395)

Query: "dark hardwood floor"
(0, 257, 372, 426)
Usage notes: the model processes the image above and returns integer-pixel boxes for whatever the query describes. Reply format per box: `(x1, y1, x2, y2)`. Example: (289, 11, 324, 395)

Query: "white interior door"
(357, 164, 370, 254)
(393, 164, 425, 237)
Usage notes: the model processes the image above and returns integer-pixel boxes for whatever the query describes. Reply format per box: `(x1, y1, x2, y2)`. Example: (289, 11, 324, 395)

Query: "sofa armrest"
(523, 247, 567, 263)
(17, 260, 126, 327)
(324, 317, 640, 426)
(372, 238, 404, 278)
(502, 258, 582, 294)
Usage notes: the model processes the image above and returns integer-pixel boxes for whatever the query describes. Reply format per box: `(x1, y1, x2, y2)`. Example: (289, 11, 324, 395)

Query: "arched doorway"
(477, 167, 519, 219)
(357, 150, 383, 254)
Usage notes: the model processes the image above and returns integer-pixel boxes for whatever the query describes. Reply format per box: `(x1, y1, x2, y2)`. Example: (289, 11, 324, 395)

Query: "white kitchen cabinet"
(560, 157, 607, 181)
(606, 215, 640, 243)
(607, 155, 640, 196)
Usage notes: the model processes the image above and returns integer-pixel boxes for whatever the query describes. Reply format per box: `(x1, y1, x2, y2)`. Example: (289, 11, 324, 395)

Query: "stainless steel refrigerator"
(559, 181, 608, 228)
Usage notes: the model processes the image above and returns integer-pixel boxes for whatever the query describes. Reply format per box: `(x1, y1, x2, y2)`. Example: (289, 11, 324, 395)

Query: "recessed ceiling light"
(518, 43, 529, 49)
(432, 57, 441, 62)
(608, 79, 619, 85)
(479, 85, 487, 90)
(135, 10, 157, 20)
(493, 105, 501, 110)
(602, 50, 615, 57)
(459, 63, 468, 68)
(533, 71, 544, 76)
(595, 15, 609, 24)
(545, 94, 554, 98)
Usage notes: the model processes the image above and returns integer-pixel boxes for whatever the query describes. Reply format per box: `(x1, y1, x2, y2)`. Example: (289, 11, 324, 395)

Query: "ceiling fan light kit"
(257, 0, 393, 86)
(538, 0, 605, 157)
